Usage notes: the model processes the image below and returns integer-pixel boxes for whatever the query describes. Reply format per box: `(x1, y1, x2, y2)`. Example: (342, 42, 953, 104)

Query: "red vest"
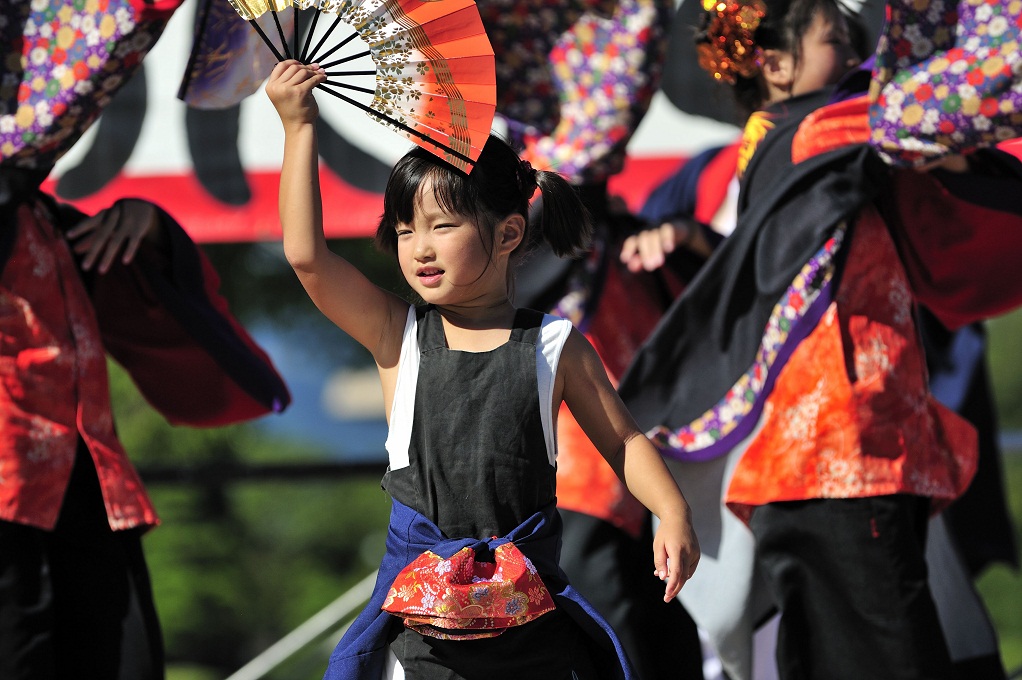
(0, 202, 157, 531)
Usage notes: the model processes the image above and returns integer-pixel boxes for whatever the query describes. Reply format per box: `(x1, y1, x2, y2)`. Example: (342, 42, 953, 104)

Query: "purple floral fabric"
(647, 227, 845, 461)
(0, 0, 176, 171)
(179, 0, 284, 109)
(478, 0, 673, 184)
(869, 0, 1022, 166)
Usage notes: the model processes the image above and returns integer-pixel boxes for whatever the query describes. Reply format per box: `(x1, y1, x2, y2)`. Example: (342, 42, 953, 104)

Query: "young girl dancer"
(265, 60, 699, 680)
(616, 0, 1022, 678)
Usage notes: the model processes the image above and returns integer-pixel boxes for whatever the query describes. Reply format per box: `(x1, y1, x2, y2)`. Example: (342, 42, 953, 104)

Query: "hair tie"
(696, 0, 767, 85)
(519, 159, 539, 197)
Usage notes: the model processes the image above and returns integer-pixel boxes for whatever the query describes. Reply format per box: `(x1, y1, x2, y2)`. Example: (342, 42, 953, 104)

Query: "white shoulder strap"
(384, 305, 418, 471)
(536, 315, 572, 467)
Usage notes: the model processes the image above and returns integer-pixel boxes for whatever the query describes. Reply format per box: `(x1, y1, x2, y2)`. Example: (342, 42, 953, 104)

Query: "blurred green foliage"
(979, 309, 1022, 674)
(988, 310, 1022, 431)
(111, 360, 390, 677)
(109, 239, 395, 678)
(977, 452, 1022, 673)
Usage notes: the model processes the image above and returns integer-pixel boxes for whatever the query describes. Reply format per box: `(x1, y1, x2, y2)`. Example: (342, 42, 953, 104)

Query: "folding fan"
(227, 0, 496, 173)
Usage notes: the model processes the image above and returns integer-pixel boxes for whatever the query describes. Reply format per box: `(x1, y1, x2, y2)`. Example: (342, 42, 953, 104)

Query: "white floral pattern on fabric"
(869, 0, 1022, 166)
(0, 0, 170, 169)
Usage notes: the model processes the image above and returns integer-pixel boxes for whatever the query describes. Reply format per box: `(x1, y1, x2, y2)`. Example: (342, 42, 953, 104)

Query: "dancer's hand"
(266, 60, 327, 130)
(653, 507, 700, 602)
(916, 153, 969, 173)
(68, 198, 166, 273)
(621, 218, 707, 273)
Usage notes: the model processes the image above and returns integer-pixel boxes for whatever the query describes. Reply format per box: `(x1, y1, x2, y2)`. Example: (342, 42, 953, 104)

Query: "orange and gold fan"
(228, 0, 496, 172)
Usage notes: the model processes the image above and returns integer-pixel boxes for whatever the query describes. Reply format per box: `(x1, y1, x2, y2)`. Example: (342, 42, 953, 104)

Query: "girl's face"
(396, 178, 506, 306)
(789, 10, 860, 97)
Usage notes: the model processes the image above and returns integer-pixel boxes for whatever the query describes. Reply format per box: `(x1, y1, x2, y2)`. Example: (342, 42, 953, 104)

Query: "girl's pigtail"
(528, 165, 593, 259)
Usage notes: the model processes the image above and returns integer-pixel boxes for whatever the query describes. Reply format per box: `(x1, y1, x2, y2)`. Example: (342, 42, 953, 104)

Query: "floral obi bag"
(382, 541, 557, 640)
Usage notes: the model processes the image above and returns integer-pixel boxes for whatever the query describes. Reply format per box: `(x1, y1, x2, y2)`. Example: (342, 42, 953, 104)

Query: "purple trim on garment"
(657, 281, 834, 462)
(870, 0, 1022, 166)
(646, 229, 846, 462)
(830, 56, 874, 104)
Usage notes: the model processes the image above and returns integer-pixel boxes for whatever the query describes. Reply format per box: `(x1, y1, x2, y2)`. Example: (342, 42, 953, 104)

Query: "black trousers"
(558, 510, 704, 680)
(750, 495, 952, 680)
(0, 442, 164, 680)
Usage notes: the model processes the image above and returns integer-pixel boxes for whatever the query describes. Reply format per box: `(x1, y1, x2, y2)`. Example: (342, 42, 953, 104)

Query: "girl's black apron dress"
(382, 305, 595, 680)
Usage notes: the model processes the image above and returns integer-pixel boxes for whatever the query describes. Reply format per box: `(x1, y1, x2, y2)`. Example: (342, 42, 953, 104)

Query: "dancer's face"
(789, 10, 861, 97)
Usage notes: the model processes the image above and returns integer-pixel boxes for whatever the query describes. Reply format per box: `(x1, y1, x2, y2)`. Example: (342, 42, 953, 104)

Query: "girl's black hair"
(699, 0, 848, 115)
(374, 135, 592, 268)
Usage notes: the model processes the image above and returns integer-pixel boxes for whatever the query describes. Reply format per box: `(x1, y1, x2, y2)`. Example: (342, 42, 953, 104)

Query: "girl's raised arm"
(266, 61, 408, 364)
(558, 328, 700, 601)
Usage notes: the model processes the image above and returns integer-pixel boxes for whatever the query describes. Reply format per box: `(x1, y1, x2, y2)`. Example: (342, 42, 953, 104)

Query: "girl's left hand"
(67, 198, 166, 273)
(653, 509, 700, 602)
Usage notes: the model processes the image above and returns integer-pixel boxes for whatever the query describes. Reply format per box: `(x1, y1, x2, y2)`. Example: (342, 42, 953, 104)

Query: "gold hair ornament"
(696, 0, 767, 85)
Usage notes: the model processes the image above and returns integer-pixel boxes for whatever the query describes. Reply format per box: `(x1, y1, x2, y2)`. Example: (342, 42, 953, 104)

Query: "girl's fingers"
(654, 546, 700, 601)
(620, 236, 636, 262)
(622, 222, 685, 273)
(619, 236, 643, 272)
(270, 60, 323, 89)
(658, 222, 677, 254)
(638, 230, 665, 271)
(286, 64, 313, 83)
(270, 59, 300, 79)
(653, 557, 668, 583)
(652, 555, 680, 602)
(665, 568, 682, 601)
(120, 230, 145, 265)
(66, 216, 97, 240)
(76, 209, 119, 270)
(97, 231, 128, 273)
(282, 61, 324, 83)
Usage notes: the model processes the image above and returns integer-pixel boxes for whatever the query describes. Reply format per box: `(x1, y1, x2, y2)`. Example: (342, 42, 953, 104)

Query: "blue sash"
(323, 499, 635, 680)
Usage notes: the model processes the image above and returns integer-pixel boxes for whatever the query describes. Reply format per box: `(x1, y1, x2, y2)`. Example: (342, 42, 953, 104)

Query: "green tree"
(111, 360, 390, 676)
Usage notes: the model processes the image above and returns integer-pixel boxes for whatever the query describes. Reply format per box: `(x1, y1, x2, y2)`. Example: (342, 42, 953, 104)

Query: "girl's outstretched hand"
(653, 509, 700, 602)
(265, 60, 327, 129)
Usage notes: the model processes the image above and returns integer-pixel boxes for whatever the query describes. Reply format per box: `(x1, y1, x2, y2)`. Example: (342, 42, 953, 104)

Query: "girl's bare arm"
(558, 328, 700, 600)
(267, 61, 407, 365)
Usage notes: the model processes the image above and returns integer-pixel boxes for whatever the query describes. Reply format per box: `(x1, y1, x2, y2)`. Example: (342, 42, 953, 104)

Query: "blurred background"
(36, 0, 1022, 678)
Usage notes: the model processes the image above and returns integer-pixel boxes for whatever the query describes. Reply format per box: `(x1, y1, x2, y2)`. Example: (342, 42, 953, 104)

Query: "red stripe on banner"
(44, 155, 686, 243)
(43, 168, 386, 243)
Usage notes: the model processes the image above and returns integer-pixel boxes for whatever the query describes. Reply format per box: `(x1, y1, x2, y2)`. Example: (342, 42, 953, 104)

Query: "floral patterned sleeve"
(0, 0, 181, 171)
(479, 0, 674, 185)
(868, 0, 1022, 166)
